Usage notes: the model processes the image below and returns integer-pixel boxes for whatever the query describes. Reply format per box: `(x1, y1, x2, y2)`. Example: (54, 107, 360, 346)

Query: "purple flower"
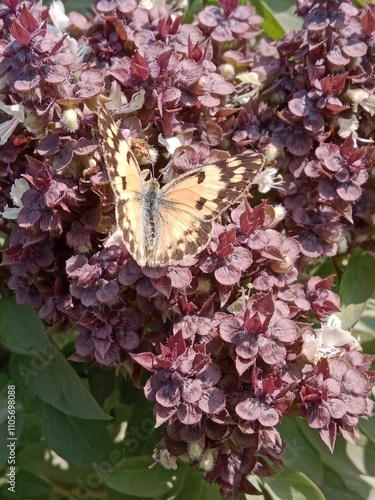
(219, 293, 300, 374)
(198, 2, 262, 43)
(134, 331, 226, 427)
(0, 0, 374, 496)
(300, 351, 374, 451)
(199, 225, 253, 286)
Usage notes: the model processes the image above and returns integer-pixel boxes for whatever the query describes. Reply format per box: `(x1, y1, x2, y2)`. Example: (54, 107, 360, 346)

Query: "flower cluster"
(248, 0, 375, 257)
(0, 0, 374, 498)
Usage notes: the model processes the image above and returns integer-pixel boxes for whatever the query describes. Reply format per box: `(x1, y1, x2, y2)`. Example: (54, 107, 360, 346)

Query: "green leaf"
(106, 489, 142, 500)
(288, 419, 375, 500)
(279, 417, 375, 499)
(88, 366, 116, 407)
(355, 0, 375, 7)
(0, 298, 51, 355)
(10, 351, 111, 421)
(338, 249, 375, 329)
(260, 467, 325, 500)
(257, 0, 303, 32)
(279, 417, 324, 485)
(43, 0, 93, 15)
(16, 442, 94, 487)
(175, 467, 221, 500)
(64, 0, 93, 14)
(105, 468, 214, 500)
(13, 470, 51, 499)
(0, 231, 7, 249)
(306, 258, 339, 293)
(351, 298, 375, 353)
(0, 403, 9, 469)
(105, 456, 188, 497)
(33, 396, 113, 469)
(184, 0, 204, 24)
(251, 0, 285, 39)
(359, 415, 375, 443)
(123, 399, 161, 457)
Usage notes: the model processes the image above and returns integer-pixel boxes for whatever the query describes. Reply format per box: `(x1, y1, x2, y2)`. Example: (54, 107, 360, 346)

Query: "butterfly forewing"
(98, 105, 265, 267)
(161, 153, 265, 221)
(97, 107, 144, 197)
(97, 106, 146, 259)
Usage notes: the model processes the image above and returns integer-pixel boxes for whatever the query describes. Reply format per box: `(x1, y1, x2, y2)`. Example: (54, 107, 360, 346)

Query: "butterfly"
(97, 106, 265, 268)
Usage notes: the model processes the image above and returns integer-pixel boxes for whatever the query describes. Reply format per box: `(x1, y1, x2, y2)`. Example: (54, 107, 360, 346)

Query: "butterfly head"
(145, 178, 161, 191)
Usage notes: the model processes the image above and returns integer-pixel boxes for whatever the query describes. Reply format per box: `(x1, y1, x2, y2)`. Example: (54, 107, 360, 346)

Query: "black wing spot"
(195, 196, 207, 211)
(122, 177, 127, 190)
(197, 171, 206, 184)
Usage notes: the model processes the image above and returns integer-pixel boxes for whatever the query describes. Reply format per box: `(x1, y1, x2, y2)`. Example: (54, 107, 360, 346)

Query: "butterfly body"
(98, 107, 265, 268)
(140, 180, 164, 256)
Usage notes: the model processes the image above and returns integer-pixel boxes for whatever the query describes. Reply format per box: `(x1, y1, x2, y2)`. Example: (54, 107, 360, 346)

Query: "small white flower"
(337, 114, 359, 139)
(61, 109, 80, 132)
(10, 178, 29, 207)
(273, 204, 287, 222)
(151, 448, 178, 470)
(0, 102, 25, 146)
(219, 63, 235, 81)
(236, 71, 262, 86)
(301, 334, 321, 364)
(188, 441, 204, 461)
(0, 102, 24, 122)
(0, 116, 18, 146)
(253, 167, 284, 193)
(49, 0, 71, 33)
(148, 147, 159, 167)
(139, 0, 155, 9)
(232, 91, 253, 105)
(114, 421, 127, 443)
(104, 227, 125, 248)
(2, 178, 30, 220)
(316, 314, 358, 347)
(64, 35, 89, 64)
(2, 205, 22, 220)
(76, 42, 92, 63)
(346, 88, 375, 115)
(233, 73, 262, 105)
(105, 85, 146, 115)
(158, 134, 185, 155)
(302, 314, 360, 363)
(227, 283, 252, 313)
(199, 449, 215, 472)
(106, 81, 125, 113)
(120, 89, 146, 115)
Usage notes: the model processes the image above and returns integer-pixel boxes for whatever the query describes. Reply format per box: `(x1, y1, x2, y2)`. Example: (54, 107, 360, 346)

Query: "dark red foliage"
(0, 1, 374, 498)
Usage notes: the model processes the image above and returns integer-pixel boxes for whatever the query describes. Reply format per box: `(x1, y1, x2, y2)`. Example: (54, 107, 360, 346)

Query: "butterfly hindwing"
(98, 105, 265, 267)
(146, 199, 214, 266)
